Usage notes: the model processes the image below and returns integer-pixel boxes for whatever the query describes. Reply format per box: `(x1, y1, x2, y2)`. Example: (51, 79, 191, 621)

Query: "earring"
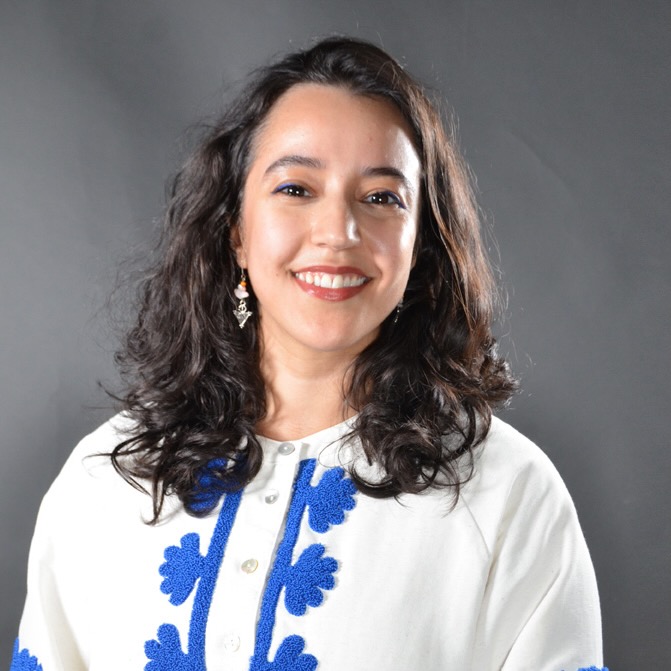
(233, 269, 253, 329)
(393, 298, 403, 325)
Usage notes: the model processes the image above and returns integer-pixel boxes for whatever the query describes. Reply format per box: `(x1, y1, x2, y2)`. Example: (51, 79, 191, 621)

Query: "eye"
(273, 183, 310, 198)
(364, 190, 405, 209)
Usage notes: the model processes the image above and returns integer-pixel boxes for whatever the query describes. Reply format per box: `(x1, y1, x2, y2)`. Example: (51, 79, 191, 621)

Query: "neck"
(255, 336, 360, 442)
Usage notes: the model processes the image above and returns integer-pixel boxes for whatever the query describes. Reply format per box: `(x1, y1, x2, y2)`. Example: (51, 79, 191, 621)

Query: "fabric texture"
(12, 415, 604, 670)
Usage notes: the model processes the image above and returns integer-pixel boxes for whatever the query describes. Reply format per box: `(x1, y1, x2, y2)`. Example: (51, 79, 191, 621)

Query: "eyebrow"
(264, 154, 415, 192)
(361, 166, 414, 193)
(264, 155, 323, 175)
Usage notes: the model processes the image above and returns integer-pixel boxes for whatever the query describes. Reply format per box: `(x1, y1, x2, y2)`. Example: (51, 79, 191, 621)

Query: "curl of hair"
(110, 36, 517, 523)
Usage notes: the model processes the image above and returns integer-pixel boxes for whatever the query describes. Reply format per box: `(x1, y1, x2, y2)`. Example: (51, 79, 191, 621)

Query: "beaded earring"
(233, 269, 253, 329)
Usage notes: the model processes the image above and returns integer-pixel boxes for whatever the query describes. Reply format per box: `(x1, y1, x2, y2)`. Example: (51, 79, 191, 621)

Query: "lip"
(292, 265, 370, 302)
(293, 265, 368, 275)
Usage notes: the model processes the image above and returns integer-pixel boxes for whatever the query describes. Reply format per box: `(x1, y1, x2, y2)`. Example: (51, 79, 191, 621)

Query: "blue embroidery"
(145, 457, 355, 671)
(145, 488, 243, 670)
(188, 458, 231, 514)
(575, 667, 609, 671)
(145, 624, 191, 670)
(160, 533, 206, 606)
(256, 635, 317, 671)
(284, 544, 338, 616)
(249, 459, 357, 670)
(10, 639, 42, 671)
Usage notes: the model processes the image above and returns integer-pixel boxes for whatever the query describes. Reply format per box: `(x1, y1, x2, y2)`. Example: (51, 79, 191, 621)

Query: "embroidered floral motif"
(9, 639, 43, 671)
(144, 488, 243, 670)
(305, 467, 357, 532)
(250, 459, 357, 670)
(145, 624, 191, 670)
(253, 635, 317, 671)
(188, 458, 231, 514)
(284, 544, 338, 616)
(159, 533, 206, 606)
(145, 457, 355, 671)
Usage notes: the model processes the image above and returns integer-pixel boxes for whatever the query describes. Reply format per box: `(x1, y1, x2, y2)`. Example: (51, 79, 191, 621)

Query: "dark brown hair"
(111, 36, 517, 522)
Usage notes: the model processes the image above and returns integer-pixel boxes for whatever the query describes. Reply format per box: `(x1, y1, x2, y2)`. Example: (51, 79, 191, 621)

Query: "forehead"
(249, 83, 420, 168)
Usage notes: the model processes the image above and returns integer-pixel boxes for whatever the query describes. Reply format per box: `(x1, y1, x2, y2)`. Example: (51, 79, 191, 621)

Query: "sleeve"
(471, 450, 605, 671)
(11, 487, 87, 671)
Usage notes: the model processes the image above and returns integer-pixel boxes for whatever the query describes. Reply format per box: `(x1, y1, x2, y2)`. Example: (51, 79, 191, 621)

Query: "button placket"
(205, 447, 306, 667)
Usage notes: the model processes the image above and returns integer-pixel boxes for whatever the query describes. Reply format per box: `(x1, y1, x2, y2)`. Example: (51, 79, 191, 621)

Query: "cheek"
(244, 209, 302, 277)
(372, 220, 418, 272)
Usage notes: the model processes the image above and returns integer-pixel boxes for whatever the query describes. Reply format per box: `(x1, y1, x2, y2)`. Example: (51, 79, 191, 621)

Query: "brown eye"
(274, 183, 309, 197)
(364, 191, 404, 208)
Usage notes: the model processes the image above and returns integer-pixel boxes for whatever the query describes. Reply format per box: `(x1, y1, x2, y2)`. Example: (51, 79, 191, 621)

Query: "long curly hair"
(111, 36, 517, 522)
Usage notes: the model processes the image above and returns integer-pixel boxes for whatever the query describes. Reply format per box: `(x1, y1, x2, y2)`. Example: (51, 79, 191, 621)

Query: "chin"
(300, 324, 380, 355)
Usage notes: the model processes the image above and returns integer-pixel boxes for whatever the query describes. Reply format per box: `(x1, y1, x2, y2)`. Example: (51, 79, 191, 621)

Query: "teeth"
(295, 272, 367, 288)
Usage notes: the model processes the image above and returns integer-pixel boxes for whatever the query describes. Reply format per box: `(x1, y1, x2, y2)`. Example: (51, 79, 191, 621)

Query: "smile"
(292, 269, 370, 302)
(293, 271, 369, 288)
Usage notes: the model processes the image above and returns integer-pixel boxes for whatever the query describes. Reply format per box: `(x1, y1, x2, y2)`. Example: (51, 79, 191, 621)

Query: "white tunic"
(13, 415, 605, 671)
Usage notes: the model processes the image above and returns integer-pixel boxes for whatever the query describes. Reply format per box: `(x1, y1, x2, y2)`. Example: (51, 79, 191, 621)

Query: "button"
(223, 633, 240, 652)
(241, 558, 259, 574)
(277, 442, 295, 455)
(264, 489, 279, 504)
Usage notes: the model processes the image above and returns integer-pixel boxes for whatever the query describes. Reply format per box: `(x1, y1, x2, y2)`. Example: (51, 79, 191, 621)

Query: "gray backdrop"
(2, 1, 669, 667)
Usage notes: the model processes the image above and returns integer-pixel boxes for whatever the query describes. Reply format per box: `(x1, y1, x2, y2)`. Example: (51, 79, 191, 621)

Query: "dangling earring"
(233, 269, 253, 329)
(393, 298, 403, 325)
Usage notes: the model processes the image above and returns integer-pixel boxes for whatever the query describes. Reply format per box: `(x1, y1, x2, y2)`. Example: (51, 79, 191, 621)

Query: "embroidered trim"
(145, 458, 356, 670)
(575, 667, 609, 671)
(10, 639, 43, 671)
(144, 489, 243, 670)
(249, 459, 357, 670)
(188, 457, 232, 515)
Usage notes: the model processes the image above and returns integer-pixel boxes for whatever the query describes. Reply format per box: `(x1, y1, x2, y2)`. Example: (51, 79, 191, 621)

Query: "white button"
(264, 489, 279, 504)
(241, 558, 259, 574)
(278, 442, 295, 455)
(223, 633, 240, 652)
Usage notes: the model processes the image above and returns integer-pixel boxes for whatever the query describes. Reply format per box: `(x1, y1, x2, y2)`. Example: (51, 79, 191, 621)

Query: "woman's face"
(235, 83, 421, 360)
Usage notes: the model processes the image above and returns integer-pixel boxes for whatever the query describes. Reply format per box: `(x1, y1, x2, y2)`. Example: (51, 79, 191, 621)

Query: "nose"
(310, 197, 360, 250)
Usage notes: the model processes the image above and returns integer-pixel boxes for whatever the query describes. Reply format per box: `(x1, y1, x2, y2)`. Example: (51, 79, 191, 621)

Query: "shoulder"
(459, 416, 579, 556)
(463, 418, 603, 666)
(52, 412, 136, 481)
(470, 414, 570, 496)
(40, 413, 151, 520)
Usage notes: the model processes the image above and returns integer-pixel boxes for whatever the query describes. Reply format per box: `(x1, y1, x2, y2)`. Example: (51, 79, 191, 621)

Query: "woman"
(11, 37, 606, 671)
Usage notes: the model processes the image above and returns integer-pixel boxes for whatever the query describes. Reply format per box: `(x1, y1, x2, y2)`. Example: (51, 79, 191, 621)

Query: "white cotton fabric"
(15, 414, 603, 670)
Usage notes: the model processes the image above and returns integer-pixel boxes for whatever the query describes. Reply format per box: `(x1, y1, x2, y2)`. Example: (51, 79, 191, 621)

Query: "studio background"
(1, 1, 668, 667)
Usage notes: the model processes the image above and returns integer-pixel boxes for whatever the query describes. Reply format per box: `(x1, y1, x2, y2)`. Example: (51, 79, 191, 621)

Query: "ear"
(230, 221, 247, 268)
